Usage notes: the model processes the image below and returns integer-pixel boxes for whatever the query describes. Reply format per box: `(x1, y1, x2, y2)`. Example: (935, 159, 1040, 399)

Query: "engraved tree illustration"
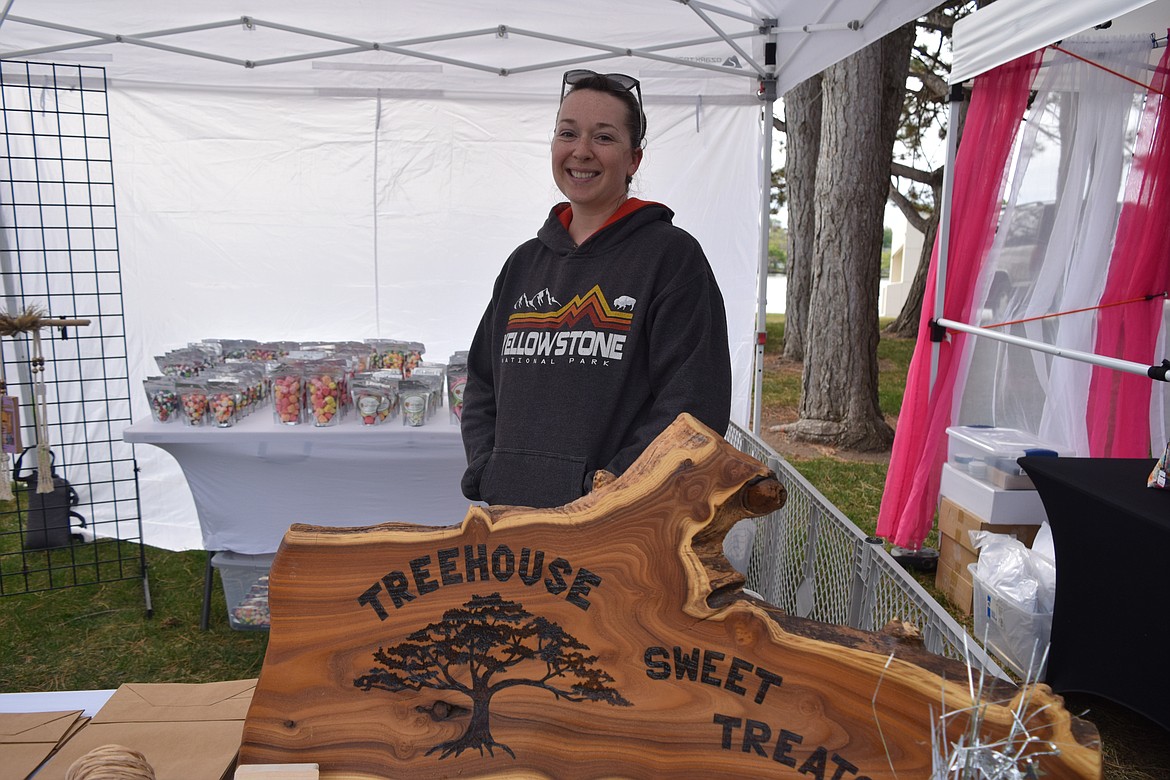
(354, 592, 632, 759)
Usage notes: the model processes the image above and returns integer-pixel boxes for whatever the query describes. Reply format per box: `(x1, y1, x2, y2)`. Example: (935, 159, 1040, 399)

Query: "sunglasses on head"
(559, 69, 645, 143)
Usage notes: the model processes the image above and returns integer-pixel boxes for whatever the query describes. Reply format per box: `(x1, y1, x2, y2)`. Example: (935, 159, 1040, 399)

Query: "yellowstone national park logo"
(500, 284, 633, 367)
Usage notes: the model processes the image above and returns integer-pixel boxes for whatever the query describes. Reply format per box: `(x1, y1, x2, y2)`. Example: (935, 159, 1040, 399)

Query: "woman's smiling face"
(552, 88, 643, 215)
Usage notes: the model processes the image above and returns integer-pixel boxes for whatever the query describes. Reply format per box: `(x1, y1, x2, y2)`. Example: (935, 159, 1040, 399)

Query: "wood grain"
(239, 413, 1100, 779)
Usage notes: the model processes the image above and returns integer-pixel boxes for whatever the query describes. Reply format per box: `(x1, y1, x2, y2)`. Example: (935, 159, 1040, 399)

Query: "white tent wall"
(113, 85, 760, 550)
(1, 0, 940, 550)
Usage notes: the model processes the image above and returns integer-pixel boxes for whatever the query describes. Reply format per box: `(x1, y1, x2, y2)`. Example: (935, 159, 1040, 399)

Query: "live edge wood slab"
(239, 414, 1101, 779)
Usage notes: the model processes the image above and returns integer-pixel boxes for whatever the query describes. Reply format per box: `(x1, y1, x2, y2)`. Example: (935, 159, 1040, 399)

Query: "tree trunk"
(782, 74, 822, 362)
(790, 25, 913, 451)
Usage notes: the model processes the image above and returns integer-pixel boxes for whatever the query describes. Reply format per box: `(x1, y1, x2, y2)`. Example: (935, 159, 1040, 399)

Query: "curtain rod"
(934, 317, 1170, 382)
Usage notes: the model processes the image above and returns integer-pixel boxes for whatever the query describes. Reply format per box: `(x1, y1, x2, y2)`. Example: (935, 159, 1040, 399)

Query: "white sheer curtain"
(954, 34, 1158, 454)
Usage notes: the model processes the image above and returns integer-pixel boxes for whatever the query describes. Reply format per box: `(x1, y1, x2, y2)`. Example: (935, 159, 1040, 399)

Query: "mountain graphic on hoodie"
(514, 287, 560, 311)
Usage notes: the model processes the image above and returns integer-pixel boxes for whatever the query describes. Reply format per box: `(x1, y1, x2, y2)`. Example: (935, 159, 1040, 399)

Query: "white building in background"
(766, 215, 926, 319)
(879, 214, 925, 319)
(765, 273, 787, 315)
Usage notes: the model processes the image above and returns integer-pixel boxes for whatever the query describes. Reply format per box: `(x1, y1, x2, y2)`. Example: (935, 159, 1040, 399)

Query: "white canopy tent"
(878, 0, 1167, 549)
(935, 0, 1168, 389)
(0, 0, 937, 550)
(950, 0, 1166, 84)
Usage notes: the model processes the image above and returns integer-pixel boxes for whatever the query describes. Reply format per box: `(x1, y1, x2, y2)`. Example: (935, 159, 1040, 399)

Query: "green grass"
(0, 548, 268, 692)
(785, 459, 892, 537)
(877, 332, 914, 418)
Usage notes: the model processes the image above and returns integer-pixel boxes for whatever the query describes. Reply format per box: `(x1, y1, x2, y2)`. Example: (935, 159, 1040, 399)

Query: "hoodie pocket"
(479, 448, 587, 508)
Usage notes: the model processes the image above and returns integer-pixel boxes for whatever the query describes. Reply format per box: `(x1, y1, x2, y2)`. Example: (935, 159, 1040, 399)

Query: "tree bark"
(790, 25, 913, 451)
(781, 74, 822, 362)
(887, 86, 971, 339)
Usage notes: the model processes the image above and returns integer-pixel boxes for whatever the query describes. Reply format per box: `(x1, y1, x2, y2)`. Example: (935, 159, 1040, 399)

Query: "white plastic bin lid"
(945, 426, 1065, 459)
(211, 551, 277, 568)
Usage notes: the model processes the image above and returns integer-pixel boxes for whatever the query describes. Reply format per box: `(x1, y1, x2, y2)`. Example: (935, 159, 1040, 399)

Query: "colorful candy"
(448, 374, 466, 423)
(307, 372, 342, 427)
(210, 391, 237, 427)
(144, 378, 180, 423)
(399, 380, 428, 427)
(180, 391, 208, 425)
(230, 575, 271, 629)
(272, 374, 304, 425)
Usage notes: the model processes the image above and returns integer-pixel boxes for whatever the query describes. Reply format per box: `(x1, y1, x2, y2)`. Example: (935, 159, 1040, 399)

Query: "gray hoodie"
(460, 199, 731, 508)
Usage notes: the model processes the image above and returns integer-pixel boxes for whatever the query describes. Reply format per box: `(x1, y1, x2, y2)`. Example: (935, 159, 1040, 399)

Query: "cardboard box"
(939, 463, 1048, 525)
(988, 465, 1034, 490)
(937, 497, 1040, 551)
(936, 558, 975, 615)
(938, 531, 979, 573)
(934, 498, 1039, 616)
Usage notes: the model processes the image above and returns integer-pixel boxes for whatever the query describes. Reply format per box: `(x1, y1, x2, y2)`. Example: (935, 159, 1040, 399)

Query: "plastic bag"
(971, 531, 1039, 612)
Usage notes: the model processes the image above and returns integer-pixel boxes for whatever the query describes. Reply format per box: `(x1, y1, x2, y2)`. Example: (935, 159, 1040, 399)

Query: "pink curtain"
(1087, 41, 1170, 457)
(877, 51, 1043, 549)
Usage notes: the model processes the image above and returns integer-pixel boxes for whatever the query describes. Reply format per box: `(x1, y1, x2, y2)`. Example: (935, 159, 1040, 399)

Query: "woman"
(460, 69, 731, 508)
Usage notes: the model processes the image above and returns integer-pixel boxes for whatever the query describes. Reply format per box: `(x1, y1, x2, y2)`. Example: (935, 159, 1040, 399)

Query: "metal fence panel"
(724, 422, 1006, 679)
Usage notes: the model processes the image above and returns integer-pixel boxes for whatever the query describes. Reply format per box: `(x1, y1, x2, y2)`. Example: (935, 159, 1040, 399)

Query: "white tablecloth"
(123, 412, 473, 554)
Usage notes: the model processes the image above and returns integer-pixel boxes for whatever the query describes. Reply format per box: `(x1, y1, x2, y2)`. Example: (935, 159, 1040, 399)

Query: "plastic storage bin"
(211, 551, 276, 631)
(969, 563, 1052, 679)
(946, 426, 1064, 489)
(939, 464, 1048, 524)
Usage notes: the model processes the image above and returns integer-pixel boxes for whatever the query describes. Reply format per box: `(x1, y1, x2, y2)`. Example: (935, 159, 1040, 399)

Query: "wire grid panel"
(726, 423, 1006, 678)
(0, 60, 146, 597)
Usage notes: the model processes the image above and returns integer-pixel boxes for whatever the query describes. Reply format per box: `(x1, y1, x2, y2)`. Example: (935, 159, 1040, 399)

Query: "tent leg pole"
(752, 95, 775, 435)
(929, 85, 964, 393)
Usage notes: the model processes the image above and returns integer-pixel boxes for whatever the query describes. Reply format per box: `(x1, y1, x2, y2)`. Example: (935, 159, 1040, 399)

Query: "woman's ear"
(628, 146, 644, 177)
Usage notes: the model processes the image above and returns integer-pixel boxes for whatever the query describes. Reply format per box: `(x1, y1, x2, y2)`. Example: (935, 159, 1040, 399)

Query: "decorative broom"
(0, 306, 91, 494)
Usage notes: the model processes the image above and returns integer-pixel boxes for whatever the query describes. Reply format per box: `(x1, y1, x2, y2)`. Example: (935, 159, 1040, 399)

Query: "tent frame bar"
(683, 1, 767, 74)
(2, 13, 768, 79)
(677, 0, 764, 27)
(752, 91, 774, 433)
(935, 317, 1170, 381)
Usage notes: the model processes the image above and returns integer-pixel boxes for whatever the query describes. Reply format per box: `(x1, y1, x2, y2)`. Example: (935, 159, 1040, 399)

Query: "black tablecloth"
(1018, 456, 1169, 732)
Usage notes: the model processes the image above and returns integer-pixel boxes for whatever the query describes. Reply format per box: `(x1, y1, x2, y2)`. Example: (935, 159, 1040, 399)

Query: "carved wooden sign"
(238, 414, 1100, 779)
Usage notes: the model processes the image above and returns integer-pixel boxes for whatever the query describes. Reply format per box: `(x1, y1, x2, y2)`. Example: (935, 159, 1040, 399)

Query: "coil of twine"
(65, 744, 156, 780)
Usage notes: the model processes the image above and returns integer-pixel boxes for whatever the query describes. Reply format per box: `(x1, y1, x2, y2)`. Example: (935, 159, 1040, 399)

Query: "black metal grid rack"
(0, 59, 148, 609)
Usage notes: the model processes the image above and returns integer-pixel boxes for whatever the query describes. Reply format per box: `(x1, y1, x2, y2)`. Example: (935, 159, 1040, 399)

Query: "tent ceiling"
(951, 0, 1164, 84)
(0, 0, 939, 98)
